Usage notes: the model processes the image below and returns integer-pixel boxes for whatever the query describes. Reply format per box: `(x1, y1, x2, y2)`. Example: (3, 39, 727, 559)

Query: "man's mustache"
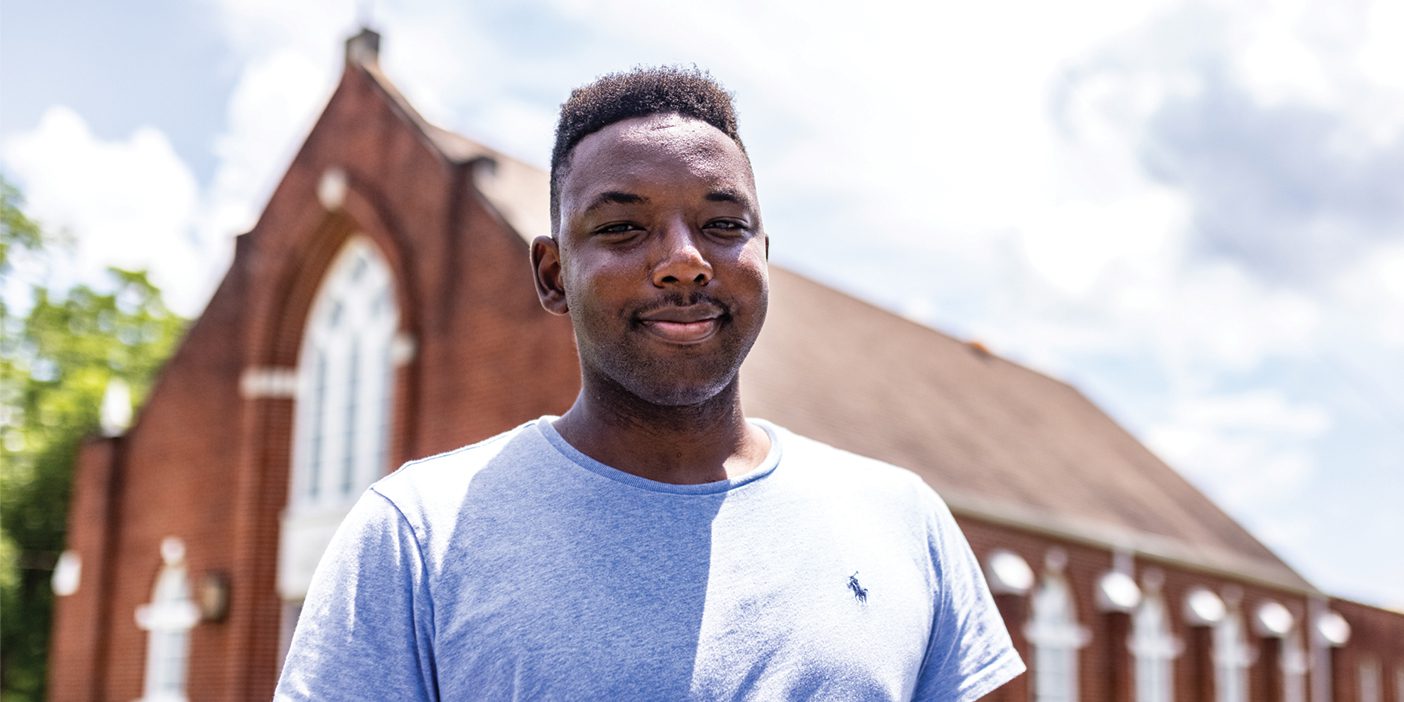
(632, 292, 731, 320)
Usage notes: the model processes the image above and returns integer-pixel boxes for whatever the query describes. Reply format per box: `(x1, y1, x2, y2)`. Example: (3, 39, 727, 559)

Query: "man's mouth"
(636, 303, 727, 344)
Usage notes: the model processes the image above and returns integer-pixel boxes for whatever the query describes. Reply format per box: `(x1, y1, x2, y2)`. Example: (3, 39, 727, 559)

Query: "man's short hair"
(550, 66, 747, 232)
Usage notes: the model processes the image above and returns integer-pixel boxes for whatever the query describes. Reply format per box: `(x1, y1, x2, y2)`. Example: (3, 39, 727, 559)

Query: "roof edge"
(943, 487, 1320, 596)
(772, 264, 1086, 395)
(347, 46, 549, 243)
(353, 59, 479, 166)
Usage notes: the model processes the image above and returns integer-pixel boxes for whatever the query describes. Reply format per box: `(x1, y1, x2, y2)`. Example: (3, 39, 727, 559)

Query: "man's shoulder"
(370, 417, 552, 514)
(765, 421, 939, 509)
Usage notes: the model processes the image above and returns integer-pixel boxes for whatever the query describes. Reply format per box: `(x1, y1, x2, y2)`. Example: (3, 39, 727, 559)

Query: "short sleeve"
(911, 485, 1025, 701)
(275, 488, 438, 701)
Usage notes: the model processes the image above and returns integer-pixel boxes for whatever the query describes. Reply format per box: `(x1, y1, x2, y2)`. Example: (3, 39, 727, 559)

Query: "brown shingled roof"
(741, 268, 1314, 592)
(354, 43, 1315, 594)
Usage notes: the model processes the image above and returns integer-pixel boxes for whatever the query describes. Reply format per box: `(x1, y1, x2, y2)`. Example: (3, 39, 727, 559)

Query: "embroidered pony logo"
(848, 571, 868, 604)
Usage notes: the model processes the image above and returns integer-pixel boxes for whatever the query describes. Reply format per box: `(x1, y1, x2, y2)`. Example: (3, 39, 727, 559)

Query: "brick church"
(49, 29, 1403, 701)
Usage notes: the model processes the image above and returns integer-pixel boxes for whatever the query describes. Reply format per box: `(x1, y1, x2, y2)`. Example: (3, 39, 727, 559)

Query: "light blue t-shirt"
(276, 418, 1023, 700)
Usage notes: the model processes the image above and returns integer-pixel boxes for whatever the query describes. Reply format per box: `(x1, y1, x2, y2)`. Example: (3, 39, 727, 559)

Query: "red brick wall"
(1330, 598, 1404, 702)
(226, 64, 578, 699)
(47, 437, 119, 700)
(955, 515, 1394, 702)
(69, 234, 249, 701)
(50, 60, 580, 701)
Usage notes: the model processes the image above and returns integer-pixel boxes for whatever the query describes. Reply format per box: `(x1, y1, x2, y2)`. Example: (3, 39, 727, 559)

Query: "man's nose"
(652, 220, 713, 288)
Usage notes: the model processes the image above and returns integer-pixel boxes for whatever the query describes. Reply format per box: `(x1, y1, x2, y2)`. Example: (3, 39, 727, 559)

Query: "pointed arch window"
(1213, 610, 1252, 702)
(1026, 573, 1087, 702)
(1132, 592, 1178, 702)
(135, 540, 198, 702)
(291, 237, 399, 511)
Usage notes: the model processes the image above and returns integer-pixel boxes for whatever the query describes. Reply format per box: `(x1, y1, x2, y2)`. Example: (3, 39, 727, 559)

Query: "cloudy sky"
(3, 0, 1401, 607)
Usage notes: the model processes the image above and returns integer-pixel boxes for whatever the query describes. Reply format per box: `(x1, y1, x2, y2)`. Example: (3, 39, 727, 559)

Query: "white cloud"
(1330, 239, 1404, 350)
(0, 36, 339, 320)
(1229, 0, 1341, 107)
(1, 106, 210, 315)
(202, 49, 333, 242)
(1016, 187, 1189, 301)
(1357, 1, 1404, 94)
(208, 0, 356, 60)
(1146, 389, 1330, 507)
(1176, 389, 1331, 434)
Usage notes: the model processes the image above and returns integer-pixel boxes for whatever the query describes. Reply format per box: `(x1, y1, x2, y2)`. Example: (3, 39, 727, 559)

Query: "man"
(277, 67, 1023, 700)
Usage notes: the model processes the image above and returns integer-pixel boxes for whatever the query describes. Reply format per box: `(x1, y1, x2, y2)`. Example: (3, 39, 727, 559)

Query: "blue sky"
(2, 0, 1401, 608)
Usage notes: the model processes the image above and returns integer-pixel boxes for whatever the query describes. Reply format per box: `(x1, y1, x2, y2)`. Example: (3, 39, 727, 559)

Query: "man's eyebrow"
(705, 189, 753, 208)
(584, 191, 646, 213)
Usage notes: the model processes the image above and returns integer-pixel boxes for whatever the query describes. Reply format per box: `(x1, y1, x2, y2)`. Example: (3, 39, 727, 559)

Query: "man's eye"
(595, 222, 640, 235)
(704, 220, 748, 235)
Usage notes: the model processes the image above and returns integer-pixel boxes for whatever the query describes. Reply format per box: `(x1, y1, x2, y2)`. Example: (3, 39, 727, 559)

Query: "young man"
(277, 67, 1023, 700)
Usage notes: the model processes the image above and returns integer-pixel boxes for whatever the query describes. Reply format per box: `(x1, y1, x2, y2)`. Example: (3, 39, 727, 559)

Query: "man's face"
(535, 113, 768, 407)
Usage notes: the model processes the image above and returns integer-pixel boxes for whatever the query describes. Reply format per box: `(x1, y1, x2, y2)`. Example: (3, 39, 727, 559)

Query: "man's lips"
(636, 303, 726, 344)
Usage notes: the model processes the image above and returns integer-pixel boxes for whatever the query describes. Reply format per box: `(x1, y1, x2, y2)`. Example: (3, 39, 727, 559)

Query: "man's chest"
(427, 498, 936, 700)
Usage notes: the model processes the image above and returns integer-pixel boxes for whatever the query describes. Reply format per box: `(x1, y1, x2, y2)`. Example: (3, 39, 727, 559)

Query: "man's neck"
(552, 375, 771, 485)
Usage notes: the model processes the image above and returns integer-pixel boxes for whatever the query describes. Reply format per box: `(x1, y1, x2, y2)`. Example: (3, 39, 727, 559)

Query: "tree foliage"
(0, 177, 187, 700)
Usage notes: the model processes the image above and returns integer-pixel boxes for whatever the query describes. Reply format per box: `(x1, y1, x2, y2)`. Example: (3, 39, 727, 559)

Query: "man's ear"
(531, 235, 569, 315)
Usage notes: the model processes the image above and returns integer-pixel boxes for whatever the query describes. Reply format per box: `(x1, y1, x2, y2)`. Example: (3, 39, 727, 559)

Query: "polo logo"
(848, 572, 868, 604)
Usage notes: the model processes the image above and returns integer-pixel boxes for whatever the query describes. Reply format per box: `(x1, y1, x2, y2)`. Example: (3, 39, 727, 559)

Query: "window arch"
(291, 236, 400, 511)
(1026, 573, 1086, 702)
(1213, 609, 1252, 702)
(1132, 592, 1178, 702)
(135, 541, 198, 702)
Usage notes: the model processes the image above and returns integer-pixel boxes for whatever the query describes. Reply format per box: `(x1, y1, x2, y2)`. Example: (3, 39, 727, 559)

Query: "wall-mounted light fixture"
(197, 571, 230, 622)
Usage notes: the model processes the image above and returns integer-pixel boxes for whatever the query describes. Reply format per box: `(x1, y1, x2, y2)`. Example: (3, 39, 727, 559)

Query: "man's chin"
(581, 344, 749, 410)
(611, 368, 740, 410)
(630, 380, 734, 409)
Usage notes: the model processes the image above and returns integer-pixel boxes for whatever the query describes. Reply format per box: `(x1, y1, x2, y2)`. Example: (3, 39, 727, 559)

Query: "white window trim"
(1026, 573, 1089, 702)
(1132, 592, 1180, 702)
(1358, 657, 1381, 702)
(136, 563, 196, 702)
(1213, 610, 1254, 702)
(1281, 631, 1309, 702)
(279, 236, 401, 603)
(289, 235, 400, 513)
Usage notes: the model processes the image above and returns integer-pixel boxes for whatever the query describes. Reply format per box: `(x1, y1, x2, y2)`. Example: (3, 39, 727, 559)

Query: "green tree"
(0, 177, 187, 700)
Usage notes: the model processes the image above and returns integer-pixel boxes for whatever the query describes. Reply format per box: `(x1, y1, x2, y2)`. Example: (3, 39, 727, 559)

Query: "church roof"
(742, 269, 1314, 593)
(347, 33, 1315, 594)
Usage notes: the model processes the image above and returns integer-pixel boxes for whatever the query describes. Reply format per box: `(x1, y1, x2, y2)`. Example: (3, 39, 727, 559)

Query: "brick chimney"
(345, 27, 381, 66)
